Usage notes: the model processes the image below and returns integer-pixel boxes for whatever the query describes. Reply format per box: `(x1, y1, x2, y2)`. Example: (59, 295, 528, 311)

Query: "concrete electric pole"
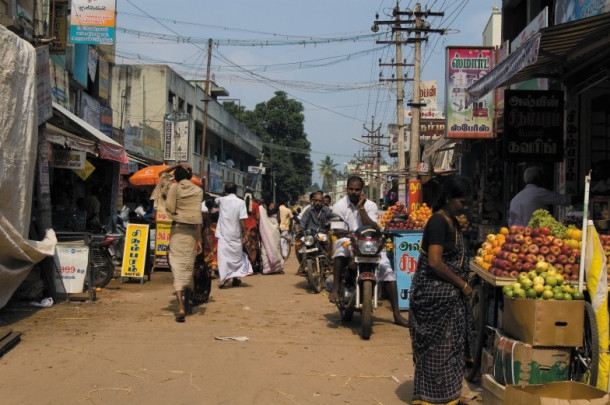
(373, 2, 445, 208)
(200, 38, 213, 183)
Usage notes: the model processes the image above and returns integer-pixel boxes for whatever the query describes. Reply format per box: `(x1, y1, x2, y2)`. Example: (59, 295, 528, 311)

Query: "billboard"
(445, 47, 495, 139)
(405, 80, 438, 118)
(163, 113, 189, 162)
(70, 0, 116, 45)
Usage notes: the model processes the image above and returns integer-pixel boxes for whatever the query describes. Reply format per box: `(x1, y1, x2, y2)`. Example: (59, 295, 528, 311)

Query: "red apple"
(501, 271, 510, 277)
(528, 244, 540, 254)
(514, 262, 523, 271)
(542, 236, 553, 246)
(570, 274, 578, 280)
(514, 234, 525, 243)
(508, 253, 519, 263)
(572, 249, 580, 256)
(518, 253, 527, 261)
(512, 243, 521, 253)
(549, 245, 562, 256)
(554, 263, 564, 273)
(563, 263, 573, 275)
(509, 270, 520, 278)
(539, 246, 550, 255)
(509, 225, 520, 234)
(524, 227, 532, 236)
(552, 237, 564, 247)
(502, 242, 512, 251)
(532, 237, 544, 246)
(545, 254, 556, 264)
(556, 254, 569, 265)
(561, 245, 572, 255)
(532, 228, 541, 237)
(536, 254, 546, 263)
(526, 253, 538, 263)
(567, 255, 576, 264)
(520, 244, 529, 253)
(523, 236, 533, 245)
(522, 262, 534, 271)
(539, 227, 552, 236)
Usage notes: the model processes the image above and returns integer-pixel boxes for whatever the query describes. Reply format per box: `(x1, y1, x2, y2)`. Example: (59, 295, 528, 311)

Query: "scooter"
(330, 214, 387, 340)
(296, 226, 332, 293)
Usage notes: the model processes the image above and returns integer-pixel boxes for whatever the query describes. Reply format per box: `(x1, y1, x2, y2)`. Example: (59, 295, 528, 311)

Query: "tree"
(236, 91, 312, 203)
(308, 182, 321, 192)
(318, 155, 338, 192)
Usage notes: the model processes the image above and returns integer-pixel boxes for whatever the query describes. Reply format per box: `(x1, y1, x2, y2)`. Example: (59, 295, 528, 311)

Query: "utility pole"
(362, 116, 381, 200)
(372, 2, 445, 208)
(199, 38, 213, 183)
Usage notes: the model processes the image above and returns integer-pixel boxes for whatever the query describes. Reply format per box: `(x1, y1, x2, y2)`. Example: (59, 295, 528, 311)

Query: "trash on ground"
(214, 336, 249, 342)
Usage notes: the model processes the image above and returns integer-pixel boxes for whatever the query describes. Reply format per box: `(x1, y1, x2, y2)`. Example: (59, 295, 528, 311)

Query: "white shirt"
(332, 195, 378, 231)
(215, 194, 247, 240)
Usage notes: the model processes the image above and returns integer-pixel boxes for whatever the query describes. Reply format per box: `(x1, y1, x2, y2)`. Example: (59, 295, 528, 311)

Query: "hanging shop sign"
(70, 0, 116, 45)
(393, 231, 423, 310)
(52, 149, 86, 169)
(121, 223, 150, 280)
(408, 180, 423, 214)
(73, 159, 95, 181)
(445, 46, 495, 139)
(163, 113, 189, 161)
(154, 220, 171, 268)
(503, 90, 564, 162)
(555, 0, 610, 24)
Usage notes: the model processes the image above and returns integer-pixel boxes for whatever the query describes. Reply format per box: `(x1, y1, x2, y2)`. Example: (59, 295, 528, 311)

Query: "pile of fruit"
(457, 214, 472, 232)
(473, 223, 582, 280)
(501, 262, 584, 301)
(380, 201, 407, 229)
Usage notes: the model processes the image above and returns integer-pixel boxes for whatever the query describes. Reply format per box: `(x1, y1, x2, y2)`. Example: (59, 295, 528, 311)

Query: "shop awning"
(45, 124, 97, 155)
(466, 12, 610, 103)
(52, 102, 128, 163)
(421, 137, 459, 162)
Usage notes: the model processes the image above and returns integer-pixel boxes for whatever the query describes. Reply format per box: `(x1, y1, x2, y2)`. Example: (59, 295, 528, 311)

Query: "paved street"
(1, 255, 482, 404)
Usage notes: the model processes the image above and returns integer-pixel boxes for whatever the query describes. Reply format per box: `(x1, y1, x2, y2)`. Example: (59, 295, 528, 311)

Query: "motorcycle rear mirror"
(328, 213, 343, 222)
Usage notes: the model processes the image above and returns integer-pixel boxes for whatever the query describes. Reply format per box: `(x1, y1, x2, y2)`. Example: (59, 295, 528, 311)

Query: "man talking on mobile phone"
(328, 175, 409, 328)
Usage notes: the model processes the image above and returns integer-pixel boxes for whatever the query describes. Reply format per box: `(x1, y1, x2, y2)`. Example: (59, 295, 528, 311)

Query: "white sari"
(258, 206, 284, 274)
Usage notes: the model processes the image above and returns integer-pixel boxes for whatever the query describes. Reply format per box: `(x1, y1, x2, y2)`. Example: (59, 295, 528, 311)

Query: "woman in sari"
(409, 175, 474, 405)
(258, 193, 284, 275)
(243, 190, 261, 272)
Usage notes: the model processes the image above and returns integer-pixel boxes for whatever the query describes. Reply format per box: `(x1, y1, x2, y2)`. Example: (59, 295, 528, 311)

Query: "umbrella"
(128, 164, 203, 187)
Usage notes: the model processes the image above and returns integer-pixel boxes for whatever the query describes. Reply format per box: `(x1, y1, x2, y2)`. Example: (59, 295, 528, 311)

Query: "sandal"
(232, 278, 242, 287)
(175, 311, 186, 323)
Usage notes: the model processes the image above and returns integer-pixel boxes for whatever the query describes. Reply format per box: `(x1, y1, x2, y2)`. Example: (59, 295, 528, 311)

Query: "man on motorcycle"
(300, 191, 331, 255)
(328, 175, 409, 328)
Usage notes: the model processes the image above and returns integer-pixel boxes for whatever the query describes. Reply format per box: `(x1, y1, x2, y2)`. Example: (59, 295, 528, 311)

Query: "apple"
(563, 263, 574, 275)
(539, 226, 552, 236)
(520, 244, 529, 253)
(536, 254, 546, 263)
(542, 236, 553, 246)
(514, 262, 523, 271)
(525, 253, 538, 263)
(518, 253, 527, 261)
(502, 242, 512, 251)
(556, 254, 569, 265)
(523, 236, 533, 245)
(567, 255, 576, 264)
(552, 237, 564, 247)
(532, 228, 541, 237)
(539, 246, 550, 255)
(560, 245, 572, 255)
(570, 274, 579, 280)
(501, 251, 511, 260)
(528, 244, 540, 254)
(524, 227, 532, 236)
(522, 262, 534, 271)
(508, 252, 519, 263)
(501, 271, 510, 277)
(532, 237, 544, 246)
(512, 243, 521, 253)
(554, 263, 564, 273)
(549, 245, 561, 256)
(506, 234, 515, 243)
(536, 261, 549, 273)
(514, 234, 525, 243)
(545, 254, 556, 264)
(509, 270, 520, 278)
(509, 225, 521, 234)
(572, 249, 580, 256)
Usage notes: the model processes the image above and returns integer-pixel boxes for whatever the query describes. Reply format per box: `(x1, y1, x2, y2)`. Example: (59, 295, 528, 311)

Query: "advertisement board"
(209, 160, 224, 194)
(154, 220, 171, 268)
(70, 0, 116, 45)
(445, 47, 495, 139)
(53, 243, 89, 294)
(163, 113, 189, 161)
(121, 223, 150, 280)
(392, 231, 423, 310)
(503, 90, 564, 162)
(52, 149, 86, 169)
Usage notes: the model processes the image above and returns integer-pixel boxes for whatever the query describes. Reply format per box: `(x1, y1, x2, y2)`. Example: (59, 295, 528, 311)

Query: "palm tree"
(318, 156, 338, 192)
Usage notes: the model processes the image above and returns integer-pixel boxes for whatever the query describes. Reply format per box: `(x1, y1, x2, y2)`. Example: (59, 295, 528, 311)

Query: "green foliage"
(318, 156, 338, 192)
(238, 91, 312, 203)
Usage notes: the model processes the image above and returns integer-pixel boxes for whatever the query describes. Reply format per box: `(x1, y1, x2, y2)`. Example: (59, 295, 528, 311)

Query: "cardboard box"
(482, 373, 504, 405)
(503, 297, 584, 347)
(505, 381, 610, 404)
(492, 328, 571, 386)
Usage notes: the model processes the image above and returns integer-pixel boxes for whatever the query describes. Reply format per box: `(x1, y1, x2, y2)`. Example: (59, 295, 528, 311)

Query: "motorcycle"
(330, 214, 388, 340)
(296, 226, 332, 293)
(86, 233, 120, 288)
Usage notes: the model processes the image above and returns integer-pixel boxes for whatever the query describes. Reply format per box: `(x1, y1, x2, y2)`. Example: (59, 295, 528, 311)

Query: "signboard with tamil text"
(121, 223, 150, 280)
(392, 231, 423, 310)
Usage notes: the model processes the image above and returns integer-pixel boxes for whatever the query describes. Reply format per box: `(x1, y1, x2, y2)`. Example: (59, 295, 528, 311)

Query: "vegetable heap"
(527, 209, 567, 238)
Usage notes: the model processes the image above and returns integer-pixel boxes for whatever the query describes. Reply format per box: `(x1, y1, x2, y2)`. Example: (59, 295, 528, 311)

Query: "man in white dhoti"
(215, 182, 253, 287)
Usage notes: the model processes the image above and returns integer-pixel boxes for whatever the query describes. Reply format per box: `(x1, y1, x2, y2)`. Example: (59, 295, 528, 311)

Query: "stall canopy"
(467, 12, 610, 104)
(52, 102, 128, 163)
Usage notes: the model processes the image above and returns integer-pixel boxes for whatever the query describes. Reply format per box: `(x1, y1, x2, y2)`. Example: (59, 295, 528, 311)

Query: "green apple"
(542, 290, 554, 300)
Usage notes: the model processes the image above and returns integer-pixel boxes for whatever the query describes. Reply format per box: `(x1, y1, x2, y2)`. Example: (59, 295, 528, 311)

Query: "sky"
(115, 0, 499, 185)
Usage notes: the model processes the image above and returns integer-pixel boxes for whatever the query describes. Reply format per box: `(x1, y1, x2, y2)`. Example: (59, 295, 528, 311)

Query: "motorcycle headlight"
(317, 233, 328, 242)
(357, 240, 381, 255)
(304, 235, 315, 246)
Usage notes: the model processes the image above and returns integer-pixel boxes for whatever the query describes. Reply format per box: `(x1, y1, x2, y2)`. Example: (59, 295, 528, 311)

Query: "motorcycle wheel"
(306, 258, 322, 293)
(85, 249, 115, 288)
(361, 280, 373, 340)
(338, 282, 354, 322)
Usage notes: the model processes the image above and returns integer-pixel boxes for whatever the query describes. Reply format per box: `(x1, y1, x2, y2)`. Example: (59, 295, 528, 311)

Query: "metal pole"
(200, 38, 213, 181)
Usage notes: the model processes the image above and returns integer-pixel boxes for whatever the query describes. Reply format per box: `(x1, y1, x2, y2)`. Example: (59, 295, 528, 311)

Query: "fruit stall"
(468, 208, 609, 396)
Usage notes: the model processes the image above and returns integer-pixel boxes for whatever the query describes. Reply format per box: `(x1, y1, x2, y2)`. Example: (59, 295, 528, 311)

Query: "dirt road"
(1, 255, 482, 404)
